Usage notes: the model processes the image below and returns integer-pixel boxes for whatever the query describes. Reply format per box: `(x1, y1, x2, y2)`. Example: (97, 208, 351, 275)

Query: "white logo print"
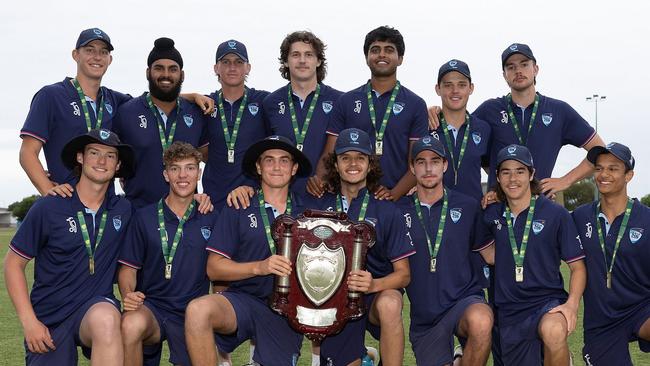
(248, 213, 258, 228)
(354, 100, 362, 114)
(585, 222, 592, 239)
(406, 231, 414, 246)
(494, 219, 502, 231)
(211, 109, 218, 118)
(278, 102, 286, 115)
(584, 354, 593, 366)
(500, 110, 508, 124)
(138, 115, 147, 128)
(71, 102, 81, 116)
(403, 213, 412, 229)
(67, 217, 77, 233)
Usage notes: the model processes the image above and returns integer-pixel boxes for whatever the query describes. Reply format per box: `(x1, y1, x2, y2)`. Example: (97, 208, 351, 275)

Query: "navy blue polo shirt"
(9, 191, 132, 328)
(203, 87, 270, 208)
(482, 195, 585, 325)
(572, 199, 650, 332)
(397, 190, 491, 333)
(206, 191, 307, 300)
(327, 83, 429, 188)
(264, 83, 343, 196)
(316, 188, 415, 279)
(473, 93, 595, 189)
(118, 200, 216, 319)
(20, 77, 130, 185)
(429, 115, 491, 201)
(112, 93, 209, 209)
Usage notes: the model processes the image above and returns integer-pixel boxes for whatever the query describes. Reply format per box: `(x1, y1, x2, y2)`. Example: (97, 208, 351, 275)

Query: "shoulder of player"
(468, 114, 491, 131)
(447, 189, 479, 210)
(572, 201, 596, 219)
(396, 84, 425, 102)
(318, 83, 344, 98)
(534, 195, 571, 219)
(245, 87, 270, 101)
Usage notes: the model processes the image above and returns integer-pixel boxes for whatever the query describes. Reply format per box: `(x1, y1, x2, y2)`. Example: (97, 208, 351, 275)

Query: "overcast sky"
(1, 0, 648, 207)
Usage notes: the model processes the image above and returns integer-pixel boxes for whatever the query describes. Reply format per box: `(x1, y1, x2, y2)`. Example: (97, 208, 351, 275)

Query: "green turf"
(1, 227, 647, 365)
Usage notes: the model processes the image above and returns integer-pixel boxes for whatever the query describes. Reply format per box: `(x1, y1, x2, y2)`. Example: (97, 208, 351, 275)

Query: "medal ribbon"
(366, 81, 401, 145)
(336, 190, 370, 222)
(595, 198, 633, 277)
(439, 112, 471, 184)
(146, 93, 181, 157)
(77, 210, 108, 274)
(506, 93, 540, 145)
(505, 196, 537, 267)
(288, 84, 321, 147)
(158, 199, 196, 273)
(258, 189, 292, 254)
(217, 90, 248, 151)
(72, 78, 105, 131)
(413, 189, 448, 262)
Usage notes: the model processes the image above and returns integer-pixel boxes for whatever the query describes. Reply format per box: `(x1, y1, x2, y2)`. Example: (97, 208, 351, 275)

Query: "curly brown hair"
(493, 166, 542, 202)
(323, 152, 383, 194)
(163, 141, 202, 168)
(279, 31, 327, 83)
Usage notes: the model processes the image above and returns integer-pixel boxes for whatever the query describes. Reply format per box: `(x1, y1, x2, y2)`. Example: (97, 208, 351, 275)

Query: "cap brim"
(79, 38, 114, 51)
(217, 51, 248, 62)
(502, 52, 535, 66)
(335, 146, 372, 156)
(587, 146, 631, 169)
(61, 135, 135, 178)
(438, 69, 471, 83)
(496, 157, 533, 170)
(242, 140, 312, 179)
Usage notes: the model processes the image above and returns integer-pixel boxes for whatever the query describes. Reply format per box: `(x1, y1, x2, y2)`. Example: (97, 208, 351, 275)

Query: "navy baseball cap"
(335, 128, 373, 155)
(411, 136, 446, 161)
(216, 40, 249, 63)
(496, 144, 534, 169)
(587, 142, 635, 170)
(501, 43, 536, 68)
(242, 135, 311, 178)
(62, 129, 135, 178)
(76, 28, 114, 51)
(437, 59, 471, 83)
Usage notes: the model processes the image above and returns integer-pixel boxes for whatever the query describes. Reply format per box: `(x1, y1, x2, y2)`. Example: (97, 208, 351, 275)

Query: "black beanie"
(147, 37, 183, 69)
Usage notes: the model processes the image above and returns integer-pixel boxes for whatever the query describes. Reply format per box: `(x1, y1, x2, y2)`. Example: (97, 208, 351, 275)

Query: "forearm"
(316, 135, 336, 179)
(117, 265, 137, 298)
(560, 158, 595, 186)
(368, 262, 410, 293)
(207, 254, 259, 282)
(4, 254, 38, 326)
(566, 260, 587, 307)
(478, 244, 495, 265)
(389, 171, 417, 201)
(19, 148, 53, 195)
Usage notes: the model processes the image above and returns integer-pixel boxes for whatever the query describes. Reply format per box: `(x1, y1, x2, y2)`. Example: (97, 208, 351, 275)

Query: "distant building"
(0, 207, 17, 227)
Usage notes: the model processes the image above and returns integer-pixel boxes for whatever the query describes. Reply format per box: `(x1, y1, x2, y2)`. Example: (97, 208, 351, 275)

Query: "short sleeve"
(9, 198, 48, 260)
(472, 204, 494, 251)
(409, 97, 429, 140)
(558, 209, 585, 263)
(118, 213, 147, 269)
(20, 88, 53, 143)
(560, 101, 596, 148)
(198, 114, 210, 147)
(385, 205, 416, 262)
(206, 206, 240, 258)
(326, 94, 346, 136)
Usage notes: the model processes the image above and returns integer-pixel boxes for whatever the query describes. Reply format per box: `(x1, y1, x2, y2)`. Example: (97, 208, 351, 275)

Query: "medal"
(89, 258, 95, 275)
(430, 258, 437, 272)
(375, 141, 383, 155)
(595, 198, 633, 290)
(606, 271, 612, 289)
(515, 265, 524, 282)
(366, 81, 400, 157)
(165, 263, 172, 280)
(217, 91, 247, 164)
(288, 84, 320, 153)
(414, 190, 448, 273)
(505, 196, 537, 285)
(158, 199, 196, 281)
(77, 211, 107, 276)
(297, 143, 303, 152)
(439, 112, 471, 186)
(227, 149, 235, 163)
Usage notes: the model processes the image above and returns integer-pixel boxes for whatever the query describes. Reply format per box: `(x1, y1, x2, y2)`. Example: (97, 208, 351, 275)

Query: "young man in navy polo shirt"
(5, 128, 135, 365)
(201, 39, 271, 209)
(263, 31, 343, 198)
(315, 128, 413, 366)
(319, 26, 428, 202)
(112, 38, 209, 209)
(572, 143, 650, 365)
(479, 144, 586, 365)
(184, 135, 312, 366)
(398, 136, 493, 366)
(118, 142, 216, 366)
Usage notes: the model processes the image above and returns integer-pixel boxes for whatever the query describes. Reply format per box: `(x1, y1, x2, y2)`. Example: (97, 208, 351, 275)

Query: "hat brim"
(496, 157, 534, 171)
(502, 52, 536, 67)
(61, 135, 135, 179)
(587, 146, 631, 169)
(335, 146, 372, 156)
(79, 38, 114, 51)
(242, 139, 312, 179)
(217, 51, 248, 63)
(437, 69, 471, 84)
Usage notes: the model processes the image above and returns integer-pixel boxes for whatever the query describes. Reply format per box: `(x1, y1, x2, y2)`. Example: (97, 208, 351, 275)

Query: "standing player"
(319, 26, 429, 201)
(201, 39, 271, 209)
(4, 128, 134, 365)
(118, 142, 216, 366)
(572, 143, 650, 365)
(398, 136, 493, 366)
(479, 144, 586, 365)
(316, 128, 413, 366)
(184, 135, 311, 366)
(264, 30, 343, 197)
(112, 38, 209, 209)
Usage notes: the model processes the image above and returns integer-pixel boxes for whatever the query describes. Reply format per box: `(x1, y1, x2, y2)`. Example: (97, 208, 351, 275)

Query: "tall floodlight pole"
(586, 94, 606, 200)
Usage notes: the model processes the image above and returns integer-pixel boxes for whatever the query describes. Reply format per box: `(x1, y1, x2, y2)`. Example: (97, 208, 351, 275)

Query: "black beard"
(147, 74, 182, 102)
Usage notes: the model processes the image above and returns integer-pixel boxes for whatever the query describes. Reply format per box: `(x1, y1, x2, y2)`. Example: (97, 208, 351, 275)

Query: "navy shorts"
(140, 301, 194, 366)
(216, 291, 302, 366)
(583, 306, 650, 366)
(25, 296, 120, 366)
(498, 299, 560, 366)
(410, 295, 486, 366)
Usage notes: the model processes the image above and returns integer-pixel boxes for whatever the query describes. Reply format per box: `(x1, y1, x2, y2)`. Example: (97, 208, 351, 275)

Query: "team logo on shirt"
(392, 102, 405, 115)
(472, 132, 481, 145)
(494, 219, 502, 231)
(322, 101, 333, 114)
(542, 113, 553, 126)
(354, 100, 362, 114)
(183, 114, 194, 127)
(500, 110, 508, 124)
(105, 103, 113, 115)
(211, 109, 218, 118)
(66, 217, 77, 233)
(629, 228, 643, 244)
(278, 102, 286, 115)
(585, 222, 593, 238)
(248, 213, 258, 228)
(403, 213, 412, 228)
(532, 220, 545, 234)
(201, 226, 212, 240)
(138, 115, 147, 128)
(99, 129, 111, 140)
(450, 208, 462, 223)
(71, 102, 81, 116)
(248, 103, 259, 116)
(483, 265, 491, 280)
(113, 216, 122, 231)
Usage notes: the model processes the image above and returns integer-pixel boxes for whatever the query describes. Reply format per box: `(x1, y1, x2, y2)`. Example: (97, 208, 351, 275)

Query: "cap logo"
(422, 136, 432, 144)
(228, 41, 237, 49)
(449, 60, 458, 67)
(510, 44, 518, 51)
(99, 129, 111, 140)
(606, 142, 615, 149)
(507, 146, 517, 154)
(350, 132, 359, 142)
(93, 28, 102, 35)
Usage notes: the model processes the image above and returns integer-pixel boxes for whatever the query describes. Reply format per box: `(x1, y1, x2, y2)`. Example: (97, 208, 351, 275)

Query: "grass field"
(0, 227, 647, 365)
